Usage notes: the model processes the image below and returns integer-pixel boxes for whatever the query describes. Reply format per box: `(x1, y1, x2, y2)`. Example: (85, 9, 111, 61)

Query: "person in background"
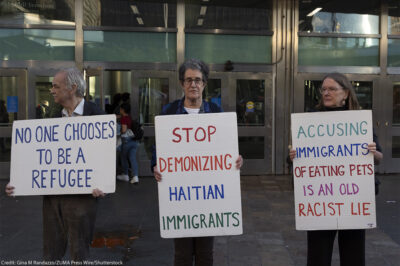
(117, 102, 139, 184)
(152, 58, 243, 266)
(289, 72, 383, 266)
(5, 67, 105, 261)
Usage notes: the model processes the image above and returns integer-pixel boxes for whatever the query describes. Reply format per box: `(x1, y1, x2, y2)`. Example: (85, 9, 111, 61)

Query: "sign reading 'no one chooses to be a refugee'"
(10, 115, 116, 196)
(155, 112, 243, 238)
(291, 110, 376, 230)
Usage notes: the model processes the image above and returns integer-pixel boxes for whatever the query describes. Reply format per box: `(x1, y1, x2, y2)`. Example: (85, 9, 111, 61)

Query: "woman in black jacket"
(289, 73, 383, 266)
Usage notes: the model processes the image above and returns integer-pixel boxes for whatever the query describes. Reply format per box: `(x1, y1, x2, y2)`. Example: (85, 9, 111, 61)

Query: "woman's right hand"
(154, 165, 162, 182)
(289, 149, 296, 161)
(5, 183, 15, 196)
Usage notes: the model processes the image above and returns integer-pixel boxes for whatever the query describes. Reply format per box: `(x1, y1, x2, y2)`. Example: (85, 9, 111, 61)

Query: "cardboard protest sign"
(155, 112, 242, 238)
(10, 115, 116, 196)
(291, 110, 376, 230)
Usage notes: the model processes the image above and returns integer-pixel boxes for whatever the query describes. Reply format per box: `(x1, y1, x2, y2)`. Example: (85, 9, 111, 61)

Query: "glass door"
(85, 68, 103, 109)
(133, 70, 177, 176)
(0, 69, 27, 178)
(381, 78, 400, 172)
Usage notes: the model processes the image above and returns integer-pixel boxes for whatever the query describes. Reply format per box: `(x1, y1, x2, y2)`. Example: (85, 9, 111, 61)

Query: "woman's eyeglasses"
(183, 78, 204, 86)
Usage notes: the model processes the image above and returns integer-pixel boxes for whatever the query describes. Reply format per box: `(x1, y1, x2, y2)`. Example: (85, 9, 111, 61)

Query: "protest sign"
(291, 110, 376, 230)
(10, 115, 116, 196)
(155, 112, 242, 238)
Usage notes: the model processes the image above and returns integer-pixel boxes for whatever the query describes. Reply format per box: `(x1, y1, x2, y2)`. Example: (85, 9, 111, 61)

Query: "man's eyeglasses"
(183, 78, 204, 86)
(319, 86, 342, 94)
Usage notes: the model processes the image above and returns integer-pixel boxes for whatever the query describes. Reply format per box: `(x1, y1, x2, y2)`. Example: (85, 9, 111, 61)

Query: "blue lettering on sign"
(169, 184, 225, 201)
(32, 169, 93, 189)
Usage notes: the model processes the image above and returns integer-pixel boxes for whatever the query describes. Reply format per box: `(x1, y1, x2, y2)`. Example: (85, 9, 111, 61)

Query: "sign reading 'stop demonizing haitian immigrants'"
(10, 115, 116, 196)
(291, 110, 376, 230)
(155, 112, 242, 238)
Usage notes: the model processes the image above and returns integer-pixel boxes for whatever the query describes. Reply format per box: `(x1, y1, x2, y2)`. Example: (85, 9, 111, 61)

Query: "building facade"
(0, 0, 399, 177)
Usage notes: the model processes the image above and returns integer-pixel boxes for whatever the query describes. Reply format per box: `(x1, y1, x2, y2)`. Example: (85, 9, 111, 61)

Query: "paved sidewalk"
(0, 174, 399, 266)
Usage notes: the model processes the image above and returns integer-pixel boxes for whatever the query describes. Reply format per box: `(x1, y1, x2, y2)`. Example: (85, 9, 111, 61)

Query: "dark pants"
(174, 237, 214, 266)
(307, 229, 365, 266)
(43, 195, 97, 261)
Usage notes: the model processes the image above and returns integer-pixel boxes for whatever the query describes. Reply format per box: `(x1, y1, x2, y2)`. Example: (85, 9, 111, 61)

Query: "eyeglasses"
(319, 86, 342, 94)
(183, 78, 204, 86)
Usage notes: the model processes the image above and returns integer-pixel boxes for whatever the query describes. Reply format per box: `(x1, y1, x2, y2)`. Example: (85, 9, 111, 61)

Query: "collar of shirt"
(177, 97, 207, 114)
(62, 98, 85, 117)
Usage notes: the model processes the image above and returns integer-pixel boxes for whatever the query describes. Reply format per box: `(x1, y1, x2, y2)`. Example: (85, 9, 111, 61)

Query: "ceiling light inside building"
(202, 0, 210, 2)
(130, 5, 140, 15)
(307, 7, 322, 17)
(197, 18, 204, 26)
(200, 6, 207, 16)
(137, 17, 144, 25)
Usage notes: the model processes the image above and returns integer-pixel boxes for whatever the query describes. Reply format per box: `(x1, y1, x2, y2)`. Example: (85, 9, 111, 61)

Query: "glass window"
(236, 79, 265, 126)
(393, 137, 400, 158)
(0, 76, 17, 123)
(83, 0, 176, 27)
(388, 39, 400, 67)
(299, 0, 379, 34)
(186, 34, 271, 64)
(0, 29, 74, 61)
(1, 76, 18, 162)
(185, 0, 272, 30)
(87, 76, 101, 107)
(84, 31, 176, 62)
(298, 37, 379, 66)
(0, 0, 74, 25)
(35, 76, 62, 119)
(388, 0, 400, 34)
(204, 79, 221, 107)
(304, 80, 372, 112)
(239, 137, 264, 159)
(103, 71, 131, 114)
(394, 82, 400, 126)
(139, 78, 169, 125)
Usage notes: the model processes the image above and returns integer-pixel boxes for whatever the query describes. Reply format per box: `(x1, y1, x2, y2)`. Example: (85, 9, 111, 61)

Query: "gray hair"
(60, 67, 86, 98)
(178, 58, 209, 83)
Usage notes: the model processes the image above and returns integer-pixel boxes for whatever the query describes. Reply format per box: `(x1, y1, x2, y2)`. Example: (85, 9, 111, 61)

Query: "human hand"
(235, 155, 243, 170)
(367, 142, 377, 154)
(154, 165, 162, 182)
(5, 183, 14, 197)
(289, 149, 296, 161)
(92, 188, 105, 198)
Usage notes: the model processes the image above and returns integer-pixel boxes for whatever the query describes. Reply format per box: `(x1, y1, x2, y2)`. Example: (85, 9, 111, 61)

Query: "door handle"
(376, 121, 380, 127)
(385, 121, 389, 127)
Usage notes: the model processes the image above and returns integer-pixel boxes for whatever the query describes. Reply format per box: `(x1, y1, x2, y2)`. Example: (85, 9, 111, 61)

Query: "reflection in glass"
(388, 0, 400, 34)
(204, 79, 221, 107)
(299, 1, 379, 34)
(0, 29, 74, 61)
(87, 76, 101, 106)
(103, 71, 131, 113)
(84, 31, 176, 63)
(83, 0, 176, 27)
(186, 34, 271, 64)
(0, 77, 17, 123)
(393, 137, 400, 158)
(394, 83, 400, 125)
(236, 80, 265, 126)
(388, 39, 400, 67)
(0, 0, 75, 25)
(139, 78, 169, 125)
(304, 80, 372, 112)
(185, 1, 272, 30)
(239, 137, 264, 159)
(298, 37, 379, 66)
(35, 76, 62, 119)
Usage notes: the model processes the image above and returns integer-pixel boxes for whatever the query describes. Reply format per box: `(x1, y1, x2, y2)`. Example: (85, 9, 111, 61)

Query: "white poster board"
(155, 112, 243, 238)
(291, 110, 376, 230)
(10, 115, 116, 196)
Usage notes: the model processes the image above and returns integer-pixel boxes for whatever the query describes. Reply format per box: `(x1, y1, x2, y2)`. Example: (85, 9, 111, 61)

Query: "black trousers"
(42, 195, 97, 261)
(307, 229, 365, 266)
(174, 237, 214, 266)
